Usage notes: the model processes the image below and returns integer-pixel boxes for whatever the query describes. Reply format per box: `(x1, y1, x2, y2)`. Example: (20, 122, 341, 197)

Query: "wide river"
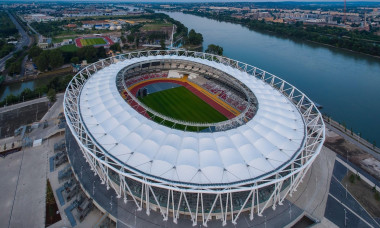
(163, 11, 380, 143)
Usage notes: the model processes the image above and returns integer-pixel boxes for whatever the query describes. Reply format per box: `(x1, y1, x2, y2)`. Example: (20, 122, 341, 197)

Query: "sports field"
(80, 38, 107, 46)
(138, 86, 228, 123)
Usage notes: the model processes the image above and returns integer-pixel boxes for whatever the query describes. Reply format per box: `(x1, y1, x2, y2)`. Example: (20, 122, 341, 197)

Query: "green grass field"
(80, 38, 107, 46)
(139, 86, 227, 124)
(59, 44, 79, 52)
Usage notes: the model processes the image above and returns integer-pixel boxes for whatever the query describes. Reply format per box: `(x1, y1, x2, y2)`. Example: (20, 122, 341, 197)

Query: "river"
(0, 75, 60, 102)
(163, 11, 380, 143)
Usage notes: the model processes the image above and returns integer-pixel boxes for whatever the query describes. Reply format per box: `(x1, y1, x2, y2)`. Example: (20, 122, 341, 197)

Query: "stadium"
(75, 36, 114, 48)
(64, 50, 325, 226)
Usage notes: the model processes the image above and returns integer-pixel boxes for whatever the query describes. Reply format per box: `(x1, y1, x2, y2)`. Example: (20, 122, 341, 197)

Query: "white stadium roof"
(79, 55, 306, 186)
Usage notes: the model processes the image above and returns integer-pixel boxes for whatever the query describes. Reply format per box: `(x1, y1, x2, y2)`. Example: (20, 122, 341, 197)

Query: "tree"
(127, 34, 134, 43)
(8, 61, 21, 75)
(188, 29, 203, 45)
(349, 174, 355, 183)
(110, 43, 121, 52)
(77, 46, 98, 63)
(160, 39, 166, 50)
(97, 47, 107, 59)
(47, 89, 56, 102)
(120, 36, 126, 43)
(135, 35, 140, 48)
(28, 46, 42, 59)
(35, 52, 49, 71)
(205, 44, 223, 55)
(48, 49, 64, 69)
(70, 56, 79, 64)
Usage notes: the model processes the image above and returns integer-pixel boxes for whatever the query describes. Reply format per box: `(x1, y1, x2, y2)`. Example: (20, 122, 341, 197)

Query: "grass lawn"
(80, 37, 107, 46)
(142, 23, 172, 31)
(59, 44, 79, 52)
(138, 86, 227, 123)
(52, 36, 77, 43)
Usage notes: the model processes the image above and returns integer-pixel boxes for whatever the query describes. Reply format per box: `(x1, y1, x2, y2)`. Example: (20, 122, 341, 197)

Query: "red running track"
(129, 79, 236, 119)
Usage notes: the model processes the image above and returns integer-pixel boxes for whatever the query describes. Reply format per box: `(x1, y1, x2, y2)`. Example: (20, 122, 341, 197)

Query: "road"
(0, 11, 31, 71)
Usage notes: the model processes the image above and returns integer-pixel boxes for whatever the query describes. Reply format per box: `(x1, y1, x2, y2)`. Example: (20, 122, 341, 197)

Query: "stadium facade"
(64, 50, 325, 226)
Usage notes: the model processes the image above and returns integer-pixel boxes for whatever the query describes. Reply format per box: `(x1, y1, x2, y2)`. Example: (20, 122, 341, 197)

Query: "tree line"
(28, 45, 107, 72)
(0, 12, 18, 39)
(184, 10, 380, 57)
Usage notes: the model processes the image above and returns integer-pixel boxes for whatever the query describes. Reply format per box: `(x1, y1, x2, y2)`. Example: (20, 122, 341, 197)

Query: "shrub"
(349, 174, 355, 184)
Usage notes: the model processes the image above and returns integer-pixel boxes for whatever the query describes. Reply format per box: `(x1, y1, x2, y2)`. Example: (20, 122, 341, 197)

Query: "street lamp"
(344, 208, 347, 227)
(346, 183, 348, 199)
(264, 215, 267, 228)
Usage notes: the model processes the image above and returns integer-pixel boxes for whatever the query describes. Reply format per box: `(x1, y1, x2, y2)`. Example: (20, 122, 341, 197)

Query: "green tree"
(48, 49, 64, 69)
(110, 43, 121, 52)
(187, 29, 203, 45)
(28, 46, 42, 59)
(77, 46, 98, 63)
(120, 36, 126, 43)
(35, 52, 49, 71)
(135, 35, 140, 48)
(205, 44, 223, 55)
(160, 39, 166, 50)
(70, 56, 79, 64)
(127, 34, 134, 43)
(349, 174, 355, 183)
(97, 47, 107, 59)
(47, 89, 56, 102)
(8, 61, 21, 75)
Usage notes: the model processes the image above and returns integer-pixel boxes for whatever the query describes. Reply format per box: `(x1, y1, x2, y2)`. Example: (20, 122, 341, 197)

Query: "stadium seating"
(125, 72, 168, 87)
(195, 81, 249, 112)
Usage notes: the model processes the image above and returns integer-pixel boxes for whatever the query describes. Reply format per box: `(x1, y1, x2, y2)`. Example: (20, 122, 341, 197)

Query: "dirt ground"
(0, 101, 49, 138)
(342, 171, 380, 219)
(324, 132, 380, 181)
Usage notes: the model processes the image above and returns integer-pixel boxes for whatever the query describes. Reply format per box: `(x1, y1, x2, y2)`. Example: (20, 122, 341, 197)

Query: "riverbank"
(181, 10, 380, 58)
(162, 11, 380, 145)
(2, 66, 73, 86)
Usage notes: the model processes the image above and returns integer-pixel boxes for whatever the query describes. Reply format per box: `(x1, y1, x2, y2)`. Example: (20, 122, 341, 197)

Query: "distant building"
(24, 13, 56, 22)
(61, 39, 73, 45)
(37, 35, 52, 49)
(65, 24, 77, 28)
(82, 20, 110, 29)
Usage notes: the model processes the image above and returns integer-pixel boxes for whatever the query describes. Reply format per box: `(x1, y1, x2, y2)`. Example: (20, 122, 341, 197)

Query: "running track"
(129, 79, 236, 119)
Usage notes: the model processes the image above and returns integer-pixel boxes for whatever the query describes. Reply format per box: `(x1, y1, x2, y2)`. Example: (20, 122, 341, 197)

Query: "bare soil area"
(324, 132, 380, 181)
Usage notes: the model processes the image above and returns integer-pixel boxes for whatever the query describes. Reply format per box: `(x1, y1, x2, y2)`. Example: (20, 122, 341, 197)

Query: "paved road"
(26, 22, 39, 35)
(0, 11, 31, 70)
(324, 160, 380, 228)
